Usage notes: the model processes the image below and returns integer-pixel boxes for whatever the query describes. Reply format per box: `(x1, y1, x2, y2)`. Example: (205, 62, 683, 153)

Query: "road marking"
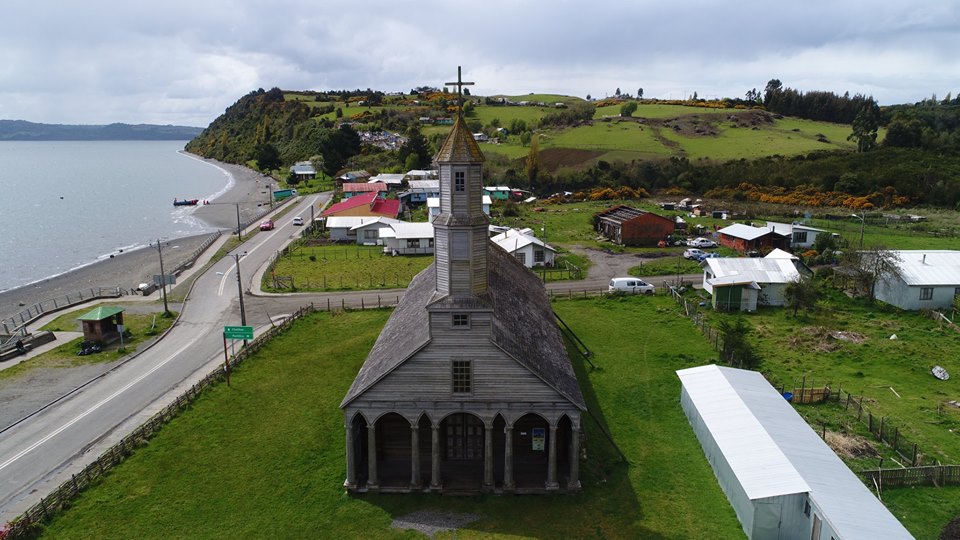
(0, 338, 200, 473)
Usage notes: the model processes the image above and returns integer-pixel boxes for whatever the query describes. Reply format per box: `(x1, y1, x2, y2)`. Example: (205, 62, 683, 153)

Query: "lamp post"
(154, 238, 171, 316)
(851, 213, 866, 250)
(232, 251, 248, 345)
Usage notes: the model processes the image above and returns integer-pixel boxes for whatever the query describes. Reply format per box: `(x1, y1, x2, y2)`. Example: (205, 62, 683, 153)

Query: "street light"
(851, 213, 866, 250)
(232, 251, 248, 345)
(153, 238, 171, 316)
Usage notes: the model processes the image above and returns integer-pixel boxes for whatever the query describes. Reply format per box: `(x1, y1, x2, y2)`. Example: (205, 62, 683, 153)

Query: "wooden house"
(341, 102, 585, 495)
(594, 205, 674, 246)
(717, 223, 789, 254)
(342, 182, 387, 199)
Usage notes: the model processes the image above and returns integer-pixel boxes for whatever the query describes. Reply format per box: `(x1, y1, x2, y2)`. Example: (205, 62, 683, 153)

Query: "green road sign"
(223, 325, 254, 340)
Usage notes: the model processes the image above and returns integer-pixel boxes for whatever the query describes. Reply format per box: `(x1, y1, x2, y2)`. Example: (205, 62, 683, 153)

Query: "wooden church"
(340, 70, 586, 494)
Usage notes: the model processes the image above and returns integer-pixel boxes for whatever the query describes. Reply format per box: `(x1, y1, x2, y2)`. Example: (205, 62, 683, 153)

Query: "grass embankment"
(0, 307, 175, 381)
(39, 297, 744, 539)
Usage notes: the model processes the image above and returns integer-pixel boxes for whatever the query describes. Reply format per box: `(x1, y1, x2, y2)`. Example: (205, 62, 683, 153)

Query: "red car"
(259, 219, 274, 231)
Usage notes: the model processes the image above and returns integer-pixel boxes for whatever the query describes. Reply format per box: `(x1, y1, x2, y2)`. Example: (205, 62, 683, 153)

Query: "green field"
(38, 298, 747, 539)
(263, 244, 434, 292)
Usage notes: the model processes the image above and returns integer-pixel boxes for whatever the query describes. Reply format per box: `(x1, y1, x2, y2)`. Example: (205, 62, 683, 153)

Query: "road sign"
(223, 325, 253, 340)
(153, 274, 176, 286)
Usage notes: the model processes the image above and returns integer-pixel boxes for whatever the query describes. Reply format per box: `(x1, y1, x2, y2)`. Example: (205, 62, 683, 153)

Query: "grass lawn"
(38, 297, 746, 539)
(1, 307, 176, 381)
(263, 244, 433, 292)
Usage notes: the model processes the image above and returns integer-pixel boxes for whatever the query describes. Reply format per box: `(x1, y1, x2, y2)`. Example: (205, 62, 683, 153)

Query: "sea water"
(0, 141, 231, 292)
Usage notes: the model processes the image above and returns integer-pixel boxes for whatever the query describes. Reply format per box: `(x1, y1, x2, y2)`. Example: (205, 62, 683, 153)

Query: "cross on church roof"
(445, 66, 474, 116)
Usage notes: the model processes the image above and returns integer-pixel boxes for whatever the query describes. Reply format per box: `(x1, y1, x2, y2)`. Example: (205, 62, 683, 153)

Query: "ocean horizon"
(0, 141, 232, 292)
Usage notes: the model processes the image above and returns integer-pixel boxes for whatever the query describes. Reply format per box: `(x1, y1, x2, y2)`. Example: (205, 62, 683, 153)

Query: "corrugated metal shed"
(390, 222, 435, 240)
(704, 257, 800, 285)
(678, 365, 914, 540)
(718, 223, 777, 241)
(889, 250, 960, 286)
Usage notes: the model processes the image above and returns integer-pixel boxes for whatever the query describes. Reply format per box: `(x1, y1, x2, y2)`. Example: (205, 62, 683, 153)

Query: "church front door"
(445, 413, 483, 460)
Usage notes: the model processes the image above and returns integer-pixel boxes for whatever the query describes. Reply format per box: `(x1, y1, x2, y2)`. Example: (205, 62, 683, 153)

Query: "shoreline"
(0, 157, 272, 323)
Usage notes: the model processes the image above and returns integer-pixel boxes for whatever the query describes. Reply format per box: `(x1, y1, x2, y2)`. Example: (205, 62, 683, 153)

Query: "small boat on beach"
(173, 198, 200, 206)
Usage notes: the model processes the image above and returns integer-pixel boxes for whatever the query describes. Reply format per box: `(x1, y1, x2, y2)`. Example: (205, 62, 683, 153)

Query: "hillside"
(186, 88, 960, 209)
(0, 120, 202, 140)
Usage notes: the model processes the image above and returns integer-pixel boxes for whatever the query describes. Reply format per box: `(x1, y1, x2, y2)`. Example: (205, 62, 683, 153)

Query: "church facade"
(340, 85, 586, 493)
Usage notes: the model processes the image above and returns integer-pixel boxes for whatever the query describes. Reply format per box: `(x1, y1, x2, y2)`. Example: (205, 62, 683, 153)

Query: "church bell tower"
(433, 67, 489, 297)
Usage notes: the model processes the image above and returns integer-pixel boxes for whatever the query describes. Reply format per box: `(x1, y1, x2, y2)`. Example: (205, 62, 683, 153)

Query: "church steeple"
(433, 67, 489, 297)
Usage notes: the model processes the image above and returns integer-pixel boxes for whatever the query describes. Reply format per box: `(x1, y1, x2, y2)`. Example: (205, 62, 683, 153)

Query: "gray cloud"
(2, 0, 957, 126)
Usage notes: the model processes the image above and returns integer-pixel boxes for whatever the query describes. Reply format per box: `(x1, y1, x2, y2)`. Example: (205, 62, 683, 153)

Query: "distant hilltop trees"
(0, 120, 203, 141)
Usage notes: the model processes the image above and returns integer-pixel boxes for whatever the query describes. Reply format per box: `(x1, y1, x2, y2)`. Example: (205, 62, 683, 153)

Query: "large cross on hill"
(445, 66, 474, 115)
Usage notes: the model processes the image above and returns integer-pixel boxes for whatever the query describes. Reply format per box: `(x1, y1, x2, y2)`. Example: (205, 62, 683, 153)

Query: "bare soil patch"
(788, 326, 868, 352)
(826, 430, 881, 459)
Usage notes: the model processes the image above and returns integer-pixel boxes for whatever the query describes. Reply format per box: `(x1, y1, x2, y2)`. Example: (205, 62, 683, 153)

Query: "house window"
(455, 171, 465, 192)
(406, 239, 421, 249)
(452, 360, 471, 394)
(452, 231, 469, 260)
(793, 231, 808, 244)
(429, 238, 435, 248)
(514, 252, 526, 265)
(920, 287, 934, 301)
(452, 314, 469, 328)
(534, 249, 545, 263)
(364, 230, 377, 239)
(954, 287, 960, 298)
(803, 500, 811, 517)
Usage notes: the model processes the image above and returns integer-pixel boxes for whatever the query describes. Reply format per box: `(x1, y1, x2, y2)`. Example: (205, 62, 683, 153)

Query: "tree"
(519, 130, 532, 146)
(524, 134, 541, 188)
(841, 246, 903, 302)
(847, 99, 880, 152)
(620, 102, 638, 117)
(615, 88, 621, 97)
(317, 124, 361, 176)
(764, 79, 783, 106)
(718, 318, 761, 369)
(783, 275, 820, 316)
(253, 142, 281, 171)
(399, 125, 431, 170)
(637, 88, 643, 99)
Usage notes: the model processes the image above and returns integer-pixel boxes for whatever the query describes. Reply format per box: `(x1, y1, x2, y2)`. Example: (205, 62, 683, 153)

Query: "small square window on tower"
(452, 360, 472, 393)
(453, 313, 470, 327)
(455, 171, 465, 192)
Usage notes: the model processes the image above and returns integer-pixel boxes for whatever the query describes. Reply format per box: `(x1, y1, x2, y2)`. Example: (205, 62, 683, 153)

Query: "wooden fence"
(1, 302, 316, 539)
(861, 465, 960, 489)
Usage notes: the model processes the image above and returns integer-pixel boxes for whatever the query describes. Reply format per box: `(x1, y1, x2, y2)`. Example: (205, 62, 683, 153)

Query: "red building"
(594, 205, 675, 246)
(717, 223, 789, 254)
(322, 191, 401, 219)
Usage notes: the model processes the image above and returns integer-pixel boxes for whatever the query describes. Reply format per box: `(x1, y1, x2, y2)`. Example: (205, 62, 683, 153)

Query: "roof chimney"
(923, 254, 927, 264)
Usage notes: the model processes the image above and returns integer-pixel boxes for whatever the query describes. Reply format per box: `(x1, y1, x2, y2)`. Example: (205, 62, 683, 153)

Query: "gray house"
(677, 365, 912, 540)
(875, 250, 960, 311)
(340, 105, 586, 494)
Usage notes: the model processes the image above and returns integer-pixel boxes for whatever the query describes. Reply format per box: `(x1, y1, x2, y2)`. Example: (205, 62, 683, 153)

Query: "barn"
(676, 364, 912, 540)
(594, 205, 674, 246)
(341, 83, 585, 494)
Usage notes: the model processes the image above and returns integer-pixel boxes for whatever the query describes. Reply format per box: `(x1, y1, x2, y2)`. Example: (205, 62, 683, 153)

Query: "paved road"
(0, 194, 330, 521)
(0, 199, 699, 521)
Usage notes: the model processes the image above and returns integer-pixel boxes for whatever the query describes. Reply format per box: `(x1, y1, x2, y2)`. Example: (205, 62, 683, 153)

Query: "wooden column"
(483, 425, 494, 490)
(430, 424, 441, 489)
(366, 423, 379, 490)
(546, 424, 559, 490)
(344, 419, 357, 489)
(410, 424, 421, 489)
(568, 425, 581, 490)
(503, 425, 515, 490)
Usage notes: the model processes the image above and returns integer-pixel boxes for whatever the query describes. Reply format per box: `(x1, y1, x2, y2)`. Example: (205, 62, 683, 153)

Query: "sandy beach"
(0, 157, 271, 323)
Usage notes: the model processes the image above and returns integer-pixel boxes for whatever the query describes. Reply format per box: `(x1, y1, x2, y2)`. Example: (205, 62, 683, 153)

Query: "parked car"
(292, 216, 304, 226)
(683, 248, 706, 260)
(696, 252, 722, 262)
(687, 237, 717, 248)
(608, 277, 656, 295)
(259, 219, 275, 231)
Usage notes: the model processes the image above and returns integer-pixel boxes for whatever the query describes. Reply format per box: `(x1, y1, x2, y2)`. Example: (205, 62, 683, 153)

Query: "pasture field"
(38, 298, 746, 539)
(263, 244, 433, 292)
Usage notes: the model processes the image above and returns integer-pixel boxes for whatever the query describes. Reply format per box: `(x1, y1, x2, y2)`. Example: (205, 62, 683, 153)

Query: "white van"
(608, 277, 656, 295)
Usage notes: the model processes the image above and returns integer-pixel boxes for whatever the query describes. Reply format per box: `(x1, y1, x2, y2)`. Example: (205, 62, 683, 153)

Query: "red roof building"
(322, 191, 400, 219)
(342, 182, 387, 199)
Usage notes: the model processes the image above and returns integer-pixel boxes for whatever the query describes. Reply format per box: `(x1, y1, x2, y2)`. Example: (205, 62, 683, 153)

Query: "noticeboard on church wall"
(532, 427, 545, 451)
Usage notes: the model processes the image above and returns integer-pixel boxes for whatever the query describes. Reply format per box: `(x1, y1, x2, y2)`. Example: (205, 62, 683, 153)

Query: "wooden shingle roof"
(340, 243, 585, 410)
(435, 115, 485, 163)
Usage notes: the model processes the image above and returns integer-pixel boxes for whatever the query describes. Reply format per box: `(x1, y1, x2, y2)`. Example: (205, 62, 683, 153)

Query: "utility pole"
(233, 252, 248, 346)
(852, 213, 866, 250)
(235, 203, 243, 241)
(155, 238, 171, 316)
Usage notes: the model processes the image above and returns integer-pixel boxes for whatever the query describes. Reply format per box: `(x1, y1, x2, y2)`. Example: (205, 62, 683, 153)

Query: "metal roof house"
(594, 205, 674, 247)
(490, 228, 557, 268)
(766, 221, 829, 250)
(718, 223, 790, 254)
(875, 250, 960, 311)
(380, 221, 435, 255)
(677, 365, 913, 540)
(702, 258, 803, 311)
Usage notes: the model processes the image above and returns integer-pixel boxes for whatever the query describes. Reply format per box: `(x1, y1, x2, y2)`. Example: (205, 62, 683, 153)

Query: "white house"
(677, 364, 912, 540)
(491, 228, 557, 268)
(427, 195, 491, 222)
(289, 161, 316, 181)
(380, 222, 435, 255)
(403, 169, 438, 181)
(399, 179, 440, 205)
(368, 173, 405, 190)
(766, 221, 829, 250)
(702, 257, 803, 311)
(325, 216, 399, 242)
(875, 250, 960, 310)
(350, 217, 401, 245)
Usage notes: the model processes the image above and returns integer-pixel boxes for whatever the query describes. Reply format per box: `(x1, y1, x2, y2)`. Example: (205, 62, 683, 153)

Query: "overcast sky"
(3, 0, 958, 127)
